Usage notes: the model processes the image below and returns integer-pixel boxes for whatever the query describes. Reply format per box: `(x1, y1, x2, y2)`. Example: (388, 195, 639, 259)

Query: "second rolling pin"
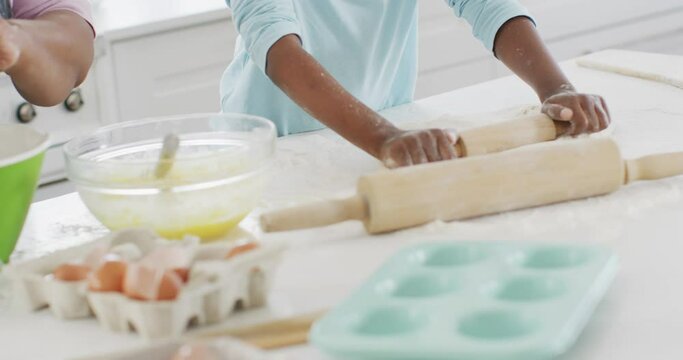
(261, 138, 683, 234)
(449, 113, 571, 157)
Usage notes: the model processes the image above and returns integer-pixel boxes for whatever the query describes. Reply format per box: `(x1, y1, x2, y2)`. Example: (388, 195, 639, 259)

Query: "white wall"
(415, 0, 683, 98)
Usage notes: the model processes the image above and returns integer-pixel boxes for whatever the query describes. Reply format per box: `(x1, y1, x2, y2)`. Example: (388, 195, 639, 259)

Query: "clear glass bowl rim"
(63, 112, 276, 167)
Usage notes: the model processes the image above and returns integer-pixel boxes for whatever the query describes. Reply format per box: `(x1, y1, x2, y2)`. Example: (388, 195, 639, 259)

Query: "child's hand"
(541, 91, 611, 136)
(0, 19, 21, 72)
(379, 129, 458, 168)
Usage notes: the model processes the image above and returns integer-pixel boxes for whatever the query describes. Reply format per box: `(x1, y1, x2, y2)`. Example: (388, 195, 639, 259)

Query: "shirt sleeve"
(12, 0, 94, 35)
(444, 0, 534, 52)
(225, 0, 302, 73)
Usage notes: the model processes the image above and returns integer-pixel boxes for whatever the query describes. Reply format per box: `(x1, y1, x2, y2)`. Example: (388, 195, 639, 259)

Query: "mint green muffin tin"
(311, 241, 618, 360)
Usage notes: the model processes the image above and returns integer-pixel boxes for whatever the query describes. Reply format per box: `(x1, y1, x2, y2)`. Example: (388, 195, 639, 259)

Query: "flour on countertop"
(14, 94, 683, 262)
(259, 98, 683, 248)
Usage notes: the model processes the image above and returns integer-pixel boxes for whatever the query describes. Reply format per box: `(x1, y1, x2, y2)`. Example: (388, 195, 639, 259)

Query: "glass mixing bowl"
(64, 113, 276, 241)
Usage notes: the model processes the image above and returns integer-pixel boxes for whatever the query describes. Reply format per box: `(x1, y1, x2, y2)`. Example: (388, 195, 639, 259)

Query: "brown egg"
(123, 264, 183, 301)
(172, 267, 190, 283)
(53, 263, 91, 282)
(225, 243, 259, 260)
(88, 260, 128, 292)
(156, 270, 184, 301)
(171, 343, 220, 360)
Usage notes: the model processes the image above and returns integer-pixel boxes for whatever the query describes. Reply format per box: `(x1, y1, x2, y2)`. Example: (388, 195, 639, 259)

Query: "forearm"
(6, 11, 94, 106)
(266, 35, 399, 158)
(493, 16, 574, 101)
(493, 16, 611, 135)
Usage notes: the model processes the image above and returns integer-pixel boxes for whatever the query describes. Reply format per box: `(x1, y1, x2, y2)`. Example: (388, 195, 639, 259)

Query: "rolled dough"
(577, 49, 683, 90)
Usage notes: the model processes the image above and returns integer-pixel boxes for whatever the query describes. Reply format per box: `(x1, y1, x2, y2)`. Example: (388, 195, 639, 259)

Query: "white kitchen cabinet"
(95, 0, 683, 121)
(92, 0, 234, 124)
(109, 20, 236, 121)
(416, 0, 683, 99)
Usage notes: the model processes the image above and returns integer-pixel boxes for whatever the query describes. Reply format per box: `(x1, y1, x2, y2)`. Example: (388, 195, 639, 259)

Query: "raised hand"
(0, 19, 21, 72)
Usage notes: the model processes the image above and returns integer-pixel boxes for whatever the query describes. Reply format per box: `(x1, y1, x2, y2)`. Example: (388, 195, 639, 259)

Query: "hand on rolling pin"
(494, 17, 611, 137)
(267, 35, 460, 169)
(541, 90, 611, 136)
(378, 128, 459, 169)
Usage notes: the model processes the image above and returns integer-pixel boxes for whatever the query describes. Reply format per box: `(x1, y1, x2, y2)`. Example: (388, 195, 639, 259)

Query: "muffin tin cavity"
(422, 244, 489, 268)
(376, 273, 460, 299)
(458, 309, 538, 340)
(355, 307, 425, 336)
(312, 241, 617, 360)
(495, 276, 566, 302)
(393, 274, 459, 299)
(522, 246, 590, 269)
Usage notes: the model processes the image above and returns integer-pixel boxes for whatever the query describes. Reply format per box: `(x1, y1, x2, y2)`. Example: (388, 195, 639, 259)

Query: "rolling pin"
(447, 113, 570, 157)
(193, 310, 326, 349)
(261, 138, 683, 234)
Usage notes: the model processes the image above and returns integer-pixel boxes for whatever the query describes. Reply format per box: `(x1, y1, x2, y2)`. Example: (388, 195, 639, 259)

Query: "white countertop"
(2, 58, 683, 359)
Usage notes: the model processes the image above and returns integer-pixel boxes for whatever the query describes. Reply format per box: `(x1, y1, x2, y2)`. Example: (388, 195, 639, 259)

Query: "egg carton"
(311, 240, 618, 360)
(87, 242, 284, 339)
(6, 228, 163, 319)
(5, 229, 285, 340)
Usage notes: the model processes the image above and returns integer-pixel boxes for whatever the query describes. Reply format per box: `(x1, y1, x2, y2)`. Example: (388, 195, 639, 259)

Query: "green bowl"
(0, 125, 49, 264)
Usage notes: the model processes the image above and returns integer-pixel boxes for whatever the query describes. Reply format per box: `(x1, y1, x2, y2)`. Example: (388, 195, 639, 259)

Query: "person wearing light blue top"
(221, 0, 611, 168)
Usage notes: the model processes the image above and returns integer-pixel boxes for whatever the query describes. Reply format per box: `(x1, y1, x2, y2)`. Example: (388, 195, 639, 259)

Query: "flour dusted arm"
(226, 0, 458, 168)
(445, 0, 611, 135)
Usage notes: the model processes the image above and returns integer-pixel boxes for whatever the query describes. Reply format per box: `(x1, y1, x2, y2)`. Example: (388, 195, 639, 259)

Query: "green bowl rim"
(0, 125, 50, 168)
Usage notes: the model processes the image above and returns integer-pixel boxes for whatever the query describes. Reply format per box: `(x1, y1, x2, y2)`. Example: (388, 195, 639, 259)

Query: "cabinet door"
(112, 19, 236, 121)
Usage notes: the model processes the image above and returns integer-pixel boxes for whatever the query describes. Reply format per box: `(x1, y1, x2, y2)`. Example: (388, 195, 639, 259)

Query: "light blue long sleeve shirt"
(221, 0, 533, 136)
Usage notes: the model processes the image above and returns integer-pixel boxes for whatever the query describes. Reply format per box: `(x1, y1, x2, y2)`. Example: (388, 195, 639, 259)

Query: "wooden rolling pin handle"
(260, 195, 367, 232)
(454, 114, 571, 157)
(625, 152, 683, 184)
(195, 310, 327, 350)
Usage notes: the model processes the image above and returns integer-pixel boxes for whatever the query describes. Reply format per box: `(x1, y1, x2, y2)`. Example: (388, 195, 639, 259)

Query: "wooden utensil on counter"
(452, 113, 570, 157)
(194, 310, 326, 350)
(261, 138, 683, 234)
